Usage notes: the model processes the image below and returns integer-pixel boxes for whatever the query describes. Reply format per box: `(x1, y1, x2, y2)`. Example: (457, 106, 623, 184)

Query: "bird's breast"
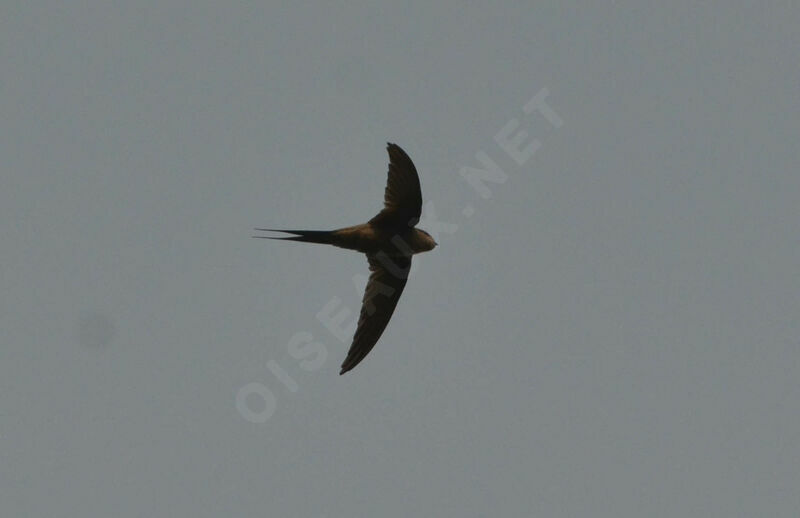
(330, 224, 423, 255)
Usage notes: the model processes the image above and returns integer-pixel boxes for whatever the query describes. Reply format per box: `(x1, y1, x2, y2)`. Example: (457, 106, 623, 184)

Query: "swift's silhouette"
(255, 143, 437, 374)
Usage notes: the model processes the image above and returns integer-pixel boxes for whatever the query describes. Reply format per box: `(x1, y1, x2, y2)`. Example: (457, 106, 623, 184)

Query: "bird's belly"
(330, 225, 416, 255)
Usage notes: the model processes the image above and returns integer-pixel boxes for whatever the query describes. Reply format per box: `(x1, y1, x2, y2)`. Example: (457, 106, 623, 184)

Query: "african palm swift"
(254, 143, 437, 374)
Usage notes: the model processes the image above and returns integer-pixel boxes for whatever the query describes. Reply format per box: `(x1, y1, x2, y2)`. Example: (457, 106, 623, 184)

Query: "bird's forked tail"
(252, 228, 333, 244)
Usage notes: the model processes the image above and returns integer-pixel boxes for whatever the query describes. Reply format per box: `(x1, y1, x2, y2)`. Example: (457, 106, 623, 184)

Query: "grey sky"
(1, 2, 798, 516)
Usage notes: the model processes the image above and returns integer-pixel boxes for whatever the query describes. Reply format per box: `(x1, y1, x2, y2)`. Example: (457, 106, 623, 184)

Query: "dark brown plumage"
(255, 143, 437, 374)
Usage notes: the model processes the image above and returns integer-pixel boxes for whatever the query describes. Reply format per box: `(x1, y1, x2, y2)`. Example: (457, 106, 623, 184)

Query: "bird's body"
(255, 143, 437, 374)
(266, 224, 435, 256)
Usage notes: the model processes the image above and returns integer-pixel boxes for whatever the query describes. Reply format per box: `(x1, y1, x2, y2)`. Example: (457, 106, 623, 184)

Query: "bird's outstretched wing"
(369, 143, 423, 228)
(340, 254, 411, 374)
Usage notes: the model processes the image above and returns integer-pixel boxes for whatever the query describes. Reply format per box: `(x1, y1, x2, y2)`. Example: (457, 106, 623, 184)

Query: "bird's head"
(416, 229, 438, 252)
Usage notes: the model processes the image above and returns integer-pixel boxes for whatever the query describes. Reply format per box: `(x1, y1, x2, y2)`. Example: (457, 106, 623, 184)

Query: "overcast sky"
(2, 2, 799, 517)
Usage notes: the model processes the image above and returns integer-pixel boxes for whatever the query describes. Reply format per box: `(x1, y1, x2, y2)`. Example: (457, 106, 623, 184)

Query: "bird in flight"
(254, 143, 437, 374)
